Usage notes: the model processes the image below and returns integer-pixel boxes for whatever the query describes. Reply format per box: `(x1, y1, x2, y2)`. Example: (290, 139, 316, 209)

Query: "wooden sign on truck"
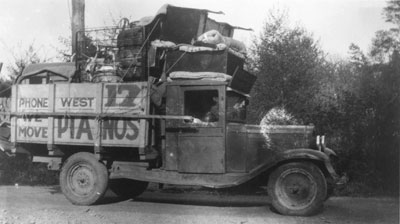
(11, 82, 149, 148)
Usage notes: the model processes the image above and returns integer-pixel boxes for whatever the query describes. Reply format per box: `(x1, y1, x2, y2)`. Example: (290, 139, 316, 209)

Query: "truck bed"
(11, 82, 149, 148)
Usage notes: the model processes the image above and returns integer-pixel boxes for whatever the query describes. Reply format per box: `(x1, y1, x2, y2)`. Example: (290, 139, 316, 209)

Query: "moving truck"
(2, 5, 344, 216)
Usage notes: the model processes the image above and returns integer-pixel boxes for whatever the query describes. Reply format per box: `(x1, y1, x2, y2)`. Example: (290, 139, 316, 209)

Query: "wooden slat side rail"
(0, 112, 193, 121)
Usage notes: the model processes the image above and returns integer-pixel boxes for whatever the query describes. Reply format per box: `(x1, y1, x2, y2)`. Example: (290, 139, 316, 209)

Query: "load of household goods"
(76, 4, 255, 97)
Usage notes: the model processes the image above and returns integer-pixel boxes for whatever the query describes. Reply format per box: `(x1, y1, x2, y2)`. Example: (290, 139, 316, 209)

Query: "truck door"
(165, 83, 226, 173)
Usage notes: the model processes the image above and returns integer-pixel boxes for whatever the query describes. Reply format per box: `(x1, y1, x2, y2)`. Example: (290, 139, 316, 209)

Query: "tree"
(369, 0, 400, 63)
(366, 0, 400, 193)
(6, 42, 50, 80)
(249, 5, 399, 196)
(337, 0, 400, 194)
(370, 29, 399, 63)
(248, 9, 324, 124)
(349, 43, 368, 66)
(383, 0, 400, 25)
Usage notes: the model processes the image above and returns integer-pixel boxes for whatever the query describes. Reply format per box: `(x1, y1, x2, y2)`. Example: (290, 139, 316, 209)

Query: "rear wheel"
(267, 162, 327, 216)
(60, 152, 108, 205)
(109, 178, 148, 199)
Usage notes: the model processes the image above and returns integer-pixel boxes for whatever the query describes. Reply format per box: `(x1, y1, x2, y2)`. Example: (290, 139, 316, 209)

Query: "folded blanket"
(151, 39, 177, 48)
(169, 71, 231, 81)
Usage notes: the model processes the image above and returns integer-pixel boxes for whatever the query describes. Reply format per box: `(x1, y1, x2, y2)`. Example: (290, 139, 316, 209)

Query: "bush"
(0, 155, 58, 185)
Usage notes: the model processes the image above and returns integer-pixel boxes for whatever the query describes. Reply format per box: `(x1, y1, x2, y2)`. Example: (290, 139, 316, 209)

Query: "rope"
(0, 86, 12, 96)
(165, 51, 187, 74)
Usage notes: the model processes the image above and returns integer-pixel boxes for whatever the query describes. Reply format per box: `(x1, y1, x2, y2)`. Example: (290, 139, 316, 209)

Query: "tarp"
(16, 62, 76, 84)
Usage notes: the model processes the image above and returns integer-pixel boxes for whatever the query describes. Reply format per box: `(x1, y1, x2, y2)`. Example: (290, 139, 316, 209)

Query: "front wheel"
(267, 162, 327, 216)
(60, 152, 109, 205)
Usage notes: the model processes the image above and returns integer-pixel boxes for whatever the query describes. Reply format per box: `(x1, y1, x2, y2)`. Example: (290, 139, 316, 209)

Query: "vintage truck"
(2, 5, 342, 216)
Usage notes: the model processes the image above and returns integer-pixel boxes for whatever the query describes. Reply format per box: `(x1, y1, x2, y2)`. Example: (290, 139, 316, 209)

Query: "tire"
(325, 181, 334, 201)
(109, 178, 148, 199)
(267, 162, 327, 216)
(60, 152, 109, 205)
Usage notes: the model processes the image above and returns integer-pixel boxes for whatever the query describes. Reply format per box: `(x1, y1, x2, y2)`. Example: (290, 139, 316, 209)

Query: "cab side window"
(226, 91, 247, 123)
(184, 90, 219, 125)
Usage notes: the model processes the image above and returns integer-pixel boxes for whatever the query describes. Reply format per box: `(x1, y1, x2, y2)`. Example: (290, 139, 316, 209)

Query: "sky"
(0, 0, 393, 78)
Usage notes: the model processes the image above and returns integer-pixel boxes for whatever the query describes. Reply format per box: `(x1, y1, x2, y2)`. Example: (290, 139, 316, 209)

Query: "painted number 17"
(104, 84, 141, 107)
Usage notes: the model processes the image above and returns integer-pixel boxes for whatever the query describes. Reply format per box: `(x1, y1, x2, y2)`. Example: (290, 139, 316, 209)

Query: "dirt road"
(0, 184, 398, 224)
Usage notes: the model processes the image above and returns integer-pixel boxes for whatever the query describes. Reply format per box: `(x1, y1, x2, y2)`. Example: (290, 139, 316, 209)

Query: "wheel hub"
(288, 185, 300, 194)
(69, 164, 95, 196)
(76, 171, 91, 187)
(277, 169, 317, 209)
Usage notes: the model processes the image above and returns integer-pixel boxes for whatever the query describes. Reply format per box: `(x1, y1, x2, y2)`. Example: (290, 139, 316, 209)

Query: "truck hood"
(227, 123, 315, 150)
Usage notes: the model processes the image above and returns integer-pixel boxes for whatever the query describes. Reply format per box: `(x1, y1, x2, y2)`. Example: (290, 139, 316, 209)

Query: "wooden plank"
(16, 85, 50, 112)
(15, 116, 147, 147)
(55, 83, 97, 97)
(4, 112, 192, 120)
(142, 80, 151, 150)
(96, 83, 103, 113)
(11, 82, 155, 148)
(54, 118, 97, 144)
(53, 118, 143, 147)
(102, 97, 146, 114)
(10, 85, 17, 143)
(102, 82, 148, 114)
(101, 119, 142, 146)
(15, 117, 49, 143)
(47, 84, 55, 151)
(54, 83, 97, 113)
(94, 83, 103, 153)
(10, 116, 16, 142)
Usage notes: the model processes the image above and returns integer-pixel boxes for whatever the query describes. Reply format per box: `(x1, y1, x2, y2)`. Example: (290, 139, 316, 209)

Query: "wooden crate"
(166, 49, 244, 76)
(228, 67, 257, 95)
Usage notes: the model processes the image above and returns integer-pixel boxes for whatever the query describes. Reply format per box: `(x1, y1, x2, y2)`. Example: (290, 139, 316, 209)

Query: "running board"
(109, 161, 264, 188)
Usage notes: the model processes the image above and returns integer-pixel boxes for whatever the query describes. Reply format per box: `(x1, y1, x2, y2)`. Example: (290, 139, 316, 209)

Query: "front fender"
(277, 148, 340, 181)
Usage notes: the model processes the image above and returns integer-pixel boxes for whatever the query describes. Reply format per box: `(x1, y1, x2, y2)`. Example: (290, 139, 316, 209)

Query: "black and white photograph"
(0, 0, 399, 223)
